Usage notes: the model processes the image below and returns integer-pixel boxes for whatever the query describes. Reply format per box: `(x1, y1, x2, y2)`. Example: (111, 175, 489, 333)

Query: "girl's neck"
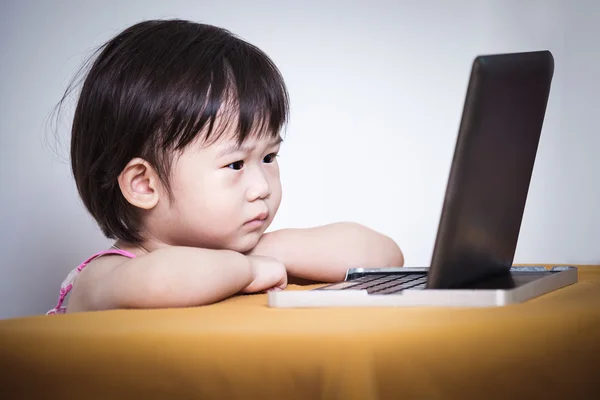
(112, 240, 152, 257)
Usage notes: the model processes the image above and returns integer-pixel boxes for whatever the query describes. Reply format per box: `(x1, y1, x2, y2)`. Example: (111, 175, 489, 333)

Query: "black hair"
(58, 19, 289, 244)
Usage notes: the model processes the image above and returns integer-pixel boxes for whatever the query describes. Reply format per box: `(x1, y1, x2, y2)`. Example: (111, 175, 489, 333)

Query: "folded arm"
(250, 222, 404, 282)
(67, 246, 278, 312)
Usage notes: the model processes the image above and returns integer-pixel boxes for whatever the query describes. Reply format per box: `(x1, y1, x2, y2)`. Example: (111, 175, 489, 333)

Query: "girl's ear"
(118, 158, 161, 210)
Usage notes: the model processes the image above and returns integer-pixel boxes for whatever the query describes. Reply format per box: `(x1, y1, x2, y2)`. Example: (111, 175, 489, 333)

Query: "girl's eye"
(227, 160, 244, 170)
(263, 153, 277, 163)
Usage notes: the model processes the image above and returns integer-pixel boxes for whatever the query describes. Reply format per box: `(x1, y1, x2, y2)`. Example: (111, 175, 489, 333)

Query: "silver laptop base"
(268, 267, 578, 308)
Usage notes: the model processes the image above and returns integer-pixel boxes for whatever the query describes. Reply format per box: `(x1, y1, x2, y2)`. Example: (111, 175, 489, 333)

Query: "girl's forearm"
(253, 223, 404, 282)
(100, 246, 254, 310)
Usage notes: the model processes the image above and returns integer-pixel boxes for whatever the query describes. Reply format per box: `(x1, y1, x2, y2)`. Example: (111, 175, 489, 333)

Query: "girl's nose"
(246, 171, 271, 202)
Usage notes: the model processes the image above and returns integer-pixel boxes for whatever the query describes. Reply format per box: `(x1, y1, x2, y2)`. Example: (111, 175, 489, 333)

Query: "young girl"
(48, 19, 404, 314)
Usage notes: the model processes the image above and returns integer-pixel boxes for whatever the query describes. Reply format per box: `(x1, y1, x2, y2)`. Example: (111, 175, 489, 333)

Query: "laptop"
(269, 50, 578, 308)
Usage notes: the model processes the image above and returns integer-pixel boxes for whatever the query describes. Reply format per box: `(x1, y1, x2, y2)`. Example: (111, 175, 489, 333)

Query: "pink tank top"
(46, 248, 136, 315)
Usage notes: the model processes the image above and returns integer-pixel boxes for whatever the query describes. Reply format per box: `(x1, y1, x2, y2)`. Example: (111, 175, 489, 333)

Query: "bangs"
(158, 35, 290, 151)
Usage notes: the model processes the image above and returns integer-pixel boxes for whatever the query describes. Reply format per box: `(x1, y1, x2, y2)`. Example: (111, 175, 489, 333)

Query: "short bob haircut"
(61, 19, 289, 244)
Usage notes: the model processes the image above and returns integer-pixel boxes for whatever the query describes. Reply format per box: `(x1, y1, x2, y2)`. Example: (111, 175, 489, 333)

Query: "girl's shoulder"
(46, 248, 137, 315)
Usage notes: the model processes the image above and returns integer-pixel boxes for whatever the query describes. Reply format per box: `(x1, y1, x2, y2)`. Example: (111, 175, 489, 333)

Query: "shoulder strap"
(46, 249, 136, 315)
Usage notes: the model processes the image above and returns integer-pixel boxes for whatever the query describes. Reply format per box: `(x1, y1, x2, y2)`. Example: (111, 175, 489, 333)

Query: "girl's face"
(144, 132, 283, 253)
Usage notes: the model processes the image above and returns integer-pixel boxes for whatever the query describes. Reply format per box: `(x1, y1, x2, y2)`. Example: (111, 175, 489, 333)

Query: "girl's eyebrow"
(217, 136, 283, 158)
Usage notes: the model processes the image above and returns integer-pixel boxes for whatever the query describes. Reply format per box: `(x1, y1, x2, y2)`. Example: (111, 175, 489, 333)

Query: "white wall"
(1, 0, 598, 319)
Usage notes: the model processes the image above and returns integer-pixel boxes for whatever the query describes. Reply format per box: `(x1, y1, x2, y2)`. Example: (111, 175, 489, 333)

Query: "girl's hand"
(242, 255, 288, 293)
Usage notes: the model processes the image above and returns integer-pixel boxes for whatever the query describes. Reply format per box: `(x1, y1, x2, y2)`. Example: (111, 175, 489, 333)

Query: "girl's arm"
(67, 246, 286, 312)
(250, 222, 404, 282)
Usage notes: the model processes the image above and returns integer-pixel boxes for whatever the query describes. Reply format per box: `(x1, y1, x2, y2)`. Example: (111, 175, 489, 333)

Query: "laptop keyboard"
(316, 273, 428, 295)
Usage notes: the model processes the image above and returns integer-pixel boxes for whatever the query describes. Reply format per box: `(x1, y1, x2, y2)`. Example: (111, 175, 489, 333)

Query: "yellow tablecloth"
(1, 265, 599, 399)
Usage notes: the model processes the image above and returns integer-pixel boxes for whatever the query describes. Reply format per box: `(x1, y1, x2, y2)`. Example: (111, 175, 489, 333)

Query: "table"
(1, 265, 599, 399)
